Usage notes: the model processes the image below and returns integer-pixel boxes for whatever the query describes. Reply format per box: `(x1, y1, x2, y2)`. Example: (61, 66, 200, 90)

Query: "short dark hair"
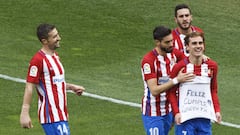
(153, 26, 172, 41)
(36, 23, 56, 42)
(184, 32, 205, 45)
(175, 4, 191, 17)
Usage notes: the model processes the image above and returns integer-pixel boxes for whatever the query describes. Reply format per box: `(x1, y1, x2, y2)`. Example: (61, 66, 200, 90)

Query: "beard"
(48, 43, 60, 50)
(160, 46, 173, 53)
(178, 21, 192, 30)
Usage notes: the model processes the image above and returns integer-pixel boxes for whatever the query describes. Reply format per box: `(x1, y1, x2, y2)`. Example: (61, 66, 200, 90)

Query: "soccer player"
(20, 23, 85, 135)
(168, 32, 222, 135)
(141, 26, 195, 135)
(172, 4, 203, 56)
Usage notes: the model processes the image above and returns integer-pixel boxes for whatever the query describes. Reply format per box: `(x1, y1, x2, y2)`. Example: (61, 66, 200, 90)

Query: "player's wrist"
(21, 104, 30, 112)
(172, 77, 179, 85)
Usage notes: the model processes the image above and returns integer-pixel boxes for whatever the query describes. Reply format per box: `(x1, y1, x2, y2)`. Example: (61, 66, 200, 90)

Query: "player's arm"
(146, 78, 177, 96)
(66, 83, 85, 96)
(210, 62, 222, 123)
(147, 68, 194, 96)
(168, 83, 182, 125)
(174, 48, 186, 62)
(168, 64, 193, 125)
(168, 67, 181, 116)
(20, 82, 35, 128)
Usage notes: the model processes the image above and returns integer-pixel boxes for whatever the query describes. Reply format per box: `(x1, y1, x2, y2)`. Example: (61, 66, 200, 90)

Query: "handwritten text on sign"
(179, 76, 216, 123)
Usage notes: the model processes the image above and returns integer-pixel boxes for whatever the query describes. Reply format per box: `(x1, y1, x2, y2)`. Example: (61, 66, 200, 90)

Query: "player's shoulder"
(206, 58, 218, 66)
(172, 48, 182, 54)
(177, 57, 188, 65)
(171, 28, 179, 36)
(142, 50, 155, 60)
(141, 50, 159, 67)
(173, 57, 188, 70)
(30, 50, 46, 62)
(192, 26, 203, 33)
(172, 48, 186, 59)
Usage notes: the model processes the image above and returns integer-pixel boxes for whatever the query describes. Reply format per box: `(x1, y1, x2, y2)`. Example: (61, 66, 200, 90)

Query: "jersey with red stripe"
(172, 26, 203, 56)
(141, 48, 185, 116)
(168, 57, 220, 116)
(26, 50, 68, 124)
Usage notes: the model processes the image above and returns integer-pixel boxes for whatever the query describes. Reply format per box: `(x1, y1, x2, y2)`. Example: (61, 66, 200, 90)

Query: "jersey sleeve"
(173, 48, 186, 62)
(195, 26, 203, 34)
(26, 54, 43, 84)
(209, 60, 221, 113)
(141, 55, 157, 81)
(168, 61, 185, 115)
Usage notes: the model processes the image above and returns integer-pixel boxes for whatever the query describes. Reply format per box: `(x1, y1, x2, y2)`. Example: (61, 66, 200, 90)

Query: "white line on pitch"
(0, 74, 239, 129)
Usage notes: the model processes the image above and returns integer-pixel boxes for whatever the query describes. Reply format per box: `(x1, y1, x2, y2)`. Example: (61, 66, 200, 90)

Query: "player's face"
(46, 28, 61, 50)
(186, 36, 205, 57)
(159, 34, 174, 53)
(175, 8, 192, 30)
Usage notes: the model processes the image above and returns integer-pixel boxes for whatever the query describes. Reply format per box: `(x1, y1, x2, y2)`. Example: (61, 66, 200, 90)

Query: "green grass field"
(0, 0, 239, 134)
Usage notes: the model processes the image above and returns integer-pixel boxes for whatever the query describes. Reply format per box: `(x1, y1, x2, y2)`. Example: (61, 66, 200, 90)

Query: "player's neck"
(41, 47, 55, 56)
(178, 27, 192, 35)
(189, 55, 203, 66)
(155, 47, 166, 56)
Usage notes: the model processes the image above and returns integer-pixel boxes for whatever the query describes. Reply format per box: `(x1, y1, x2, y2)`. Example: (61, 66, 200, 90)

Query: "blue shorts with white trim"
(142, 112, 174, 135)
(42, 121, 70, 135)
(175, 118, 212, 135)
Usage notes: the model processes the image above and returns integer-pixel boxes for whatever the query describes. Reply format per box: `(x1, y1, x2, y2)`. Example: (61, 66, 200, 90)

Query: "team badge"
(208, 69, 213, 77)
(143, 63, 151, 74)
(29, 66, 38, 77)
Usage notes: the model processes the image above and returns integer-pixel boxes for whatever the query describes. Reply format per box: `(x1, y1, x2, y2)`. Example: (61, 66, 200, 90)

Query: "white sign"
(179, 76, 216, 123)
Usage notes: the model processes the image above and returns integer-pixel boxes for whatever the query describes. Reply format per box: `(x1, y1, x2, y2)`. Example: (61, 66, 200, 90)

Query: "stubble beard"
(179, 21, 192, 31)
(160, 46, 173, 53)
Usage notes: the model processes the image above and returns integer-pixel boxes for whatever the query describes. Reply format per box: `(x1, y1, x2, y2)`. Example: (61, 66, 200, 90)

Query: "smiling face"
(45, 28, 61, 50)
(175, 8, 192, 30)
(186, 36, 205, 57)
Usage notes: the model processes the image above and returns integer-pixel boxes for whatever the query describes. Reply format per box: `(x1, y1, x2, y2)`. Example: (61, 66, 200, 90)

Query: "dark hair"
(175, 4, 191, 17)
(36, 23, 56, 42)
(184, 32, 205, 45)
(153, 26, 172, 41)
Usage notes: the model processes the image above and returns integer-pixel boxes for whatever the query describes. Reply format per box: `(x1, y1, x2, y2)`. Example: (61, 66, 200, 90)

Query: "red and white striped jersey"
(26, 50, 68, 124)
(141, 49, 185, 116)
(168, 57, 220, 116)
(172, 26, 203, 56)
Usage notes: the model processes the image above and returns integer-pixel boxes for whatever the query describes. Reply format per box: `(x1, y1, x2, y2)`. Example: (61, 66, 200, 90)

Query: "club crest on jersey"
(208, 69, 213, 77)
(29, 66, 38, 77)
(143, 63, 151, 74)
(170, 58, 175, 67)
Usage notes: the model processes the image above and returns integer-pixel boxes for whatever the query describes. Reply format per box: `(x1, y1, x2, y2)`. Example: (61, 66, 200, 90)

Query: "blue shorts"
(175, 118, 212, 135)
(142, 112, 174, 135)
(42, 121, 70, 135)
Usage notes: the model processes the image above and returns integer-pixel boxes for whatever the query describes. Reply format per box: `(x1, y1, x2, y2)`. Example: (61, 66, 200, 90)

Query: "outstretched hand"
(70, 84, 85, 96)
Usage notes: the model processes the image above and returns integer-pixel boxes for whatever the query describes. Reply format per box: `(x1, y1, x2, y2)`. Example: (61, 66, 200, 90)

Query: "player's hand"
(175, 113, 181, 125)
(202, 54, 210, 61)
(20, 112, 33, 128)
(71, 84, 85, 96)
(20, 104, 33, 128)
(176, 68, 195, 83)
(215, 112, 222, 124)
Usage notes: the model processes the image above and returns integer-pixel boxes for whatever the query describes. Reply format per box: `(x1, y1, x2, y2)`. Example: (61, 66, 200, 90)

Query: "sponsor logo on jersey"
(158, 76, 170, 84)
(52, 74, 65, 84)
(29, 66, 38, 77)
